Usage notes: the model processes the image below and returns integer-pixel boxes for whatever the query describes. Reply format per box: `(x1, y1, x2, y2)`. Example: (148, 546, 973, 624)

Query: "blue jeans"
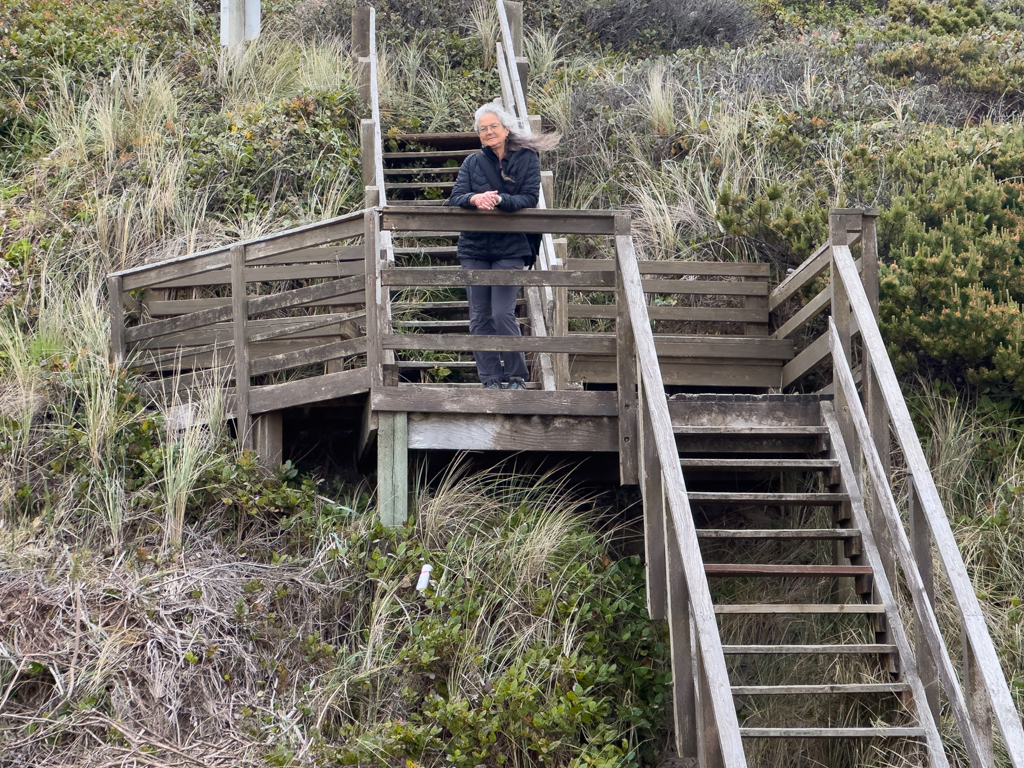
(461, 257, 529, 386)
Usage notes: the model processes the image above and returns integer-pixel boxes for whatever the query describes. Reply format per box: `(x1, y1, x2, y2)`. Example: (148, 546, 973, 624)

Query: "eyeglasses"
(478, 123, 503, 134)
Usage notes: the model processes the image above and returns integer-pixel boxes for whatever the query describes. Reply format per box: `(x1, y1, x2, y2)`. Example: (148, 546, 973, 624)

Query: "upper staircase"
(104, 3, 1024, 767)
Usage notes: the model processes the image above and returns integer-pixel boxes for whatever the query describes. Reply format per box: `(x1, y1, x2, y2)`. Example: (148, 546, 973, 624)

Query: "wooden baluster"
(964, 628, 995, 766)
(615, 216, 638, 485)
(231, 244, 252, 450)
(910, 482, 940, 725)
(552, 238, 569, 390)
(363, 196, 383, 390)
(108, 275, 126, 366)
(640, 379, 667, 621)
(665, 509, 698, 760)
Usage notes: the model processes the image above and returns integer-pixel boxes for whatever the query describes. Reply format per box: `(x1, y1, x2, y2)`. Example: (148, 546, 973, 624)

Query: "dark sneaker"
(506, 377, 527, 390)
(483, 381, 503, 389)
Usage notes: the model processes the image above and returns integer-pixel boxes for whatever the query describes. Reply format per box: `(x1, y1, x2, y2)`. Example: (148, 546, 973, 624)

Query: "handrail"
(367, 8, 386, 202)
(828, 318, 984, 767)
(831, 243, 1024, 766)
(615, 233, 747, 767)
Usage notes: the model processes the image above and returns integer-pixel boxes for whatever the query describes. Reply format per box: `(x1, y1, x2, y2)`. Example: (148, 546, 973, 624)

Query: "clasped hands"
(470, 191, 502, 210)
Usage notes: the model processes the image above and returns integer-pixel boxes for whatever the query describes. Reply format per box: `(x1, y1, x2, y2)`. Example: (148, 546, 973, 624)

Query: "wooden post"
(665, 512, 698, 760)
(963, 628, 995, 766)
(107, 275, 126, 366)
(361, 119, 376, 193)
(351, 6, 372, 59)
(829, 210, 856, 601)
(527, 115, 542, 135)
(221, 0, 245, 48)
(516, 56, 529, 96)
(357, 57, 372, 107)
(552, 238, 569, 389)
(615, 218, 639, 485)
(363, 200, 383, 391)
(255, 411, 283, 471)
(859, 210, 895, 587)
(640, 382, 667, 621)
(231, 244, 252, 450)
(540, 170, 553, 210)
(504, 0, 524, 55)
(909, 483, 940, 725)
(378, 411, 408, 526)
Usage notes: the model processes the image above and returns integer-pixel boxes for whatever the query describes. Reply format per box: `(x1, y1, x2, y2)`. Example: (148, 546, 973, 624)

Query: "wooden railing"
(776, 212, 1024, 768)
(615, 231, 747, 767)
(106, 211, 372, 461)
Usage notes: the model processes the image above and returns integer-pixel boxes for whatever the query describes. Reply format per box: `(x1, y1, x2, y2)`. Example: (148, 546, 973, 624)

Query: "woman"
(448, 100, 560, 389)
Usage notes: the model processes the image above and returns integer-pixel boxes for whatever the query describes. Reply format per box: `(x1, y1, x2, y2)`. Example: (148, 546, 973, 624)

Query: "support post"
(696, 646, 724, 768)
(108, 275, 126, 366)
(504, 0, 524, 55)
(357, 57, 372, 108)
(910, 483, 940, 724)
(221, 0, 260, 48)
(378, 412, 408, 526)
(364, 200, 383, 391)
(351, 6, 372, 58)
(615, 218, 638, 485)
(516, 56, 529, 96)
(231, 244, 252, 450)
(860, 210, 895, 586)
(255, 411, 283, 472)
(665, 513, 698, 761)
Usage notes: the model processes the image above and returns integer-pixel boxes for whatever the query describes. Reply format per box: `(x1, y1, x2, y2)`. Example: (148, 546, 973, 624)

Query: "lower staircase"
(671, 394, 939, 765)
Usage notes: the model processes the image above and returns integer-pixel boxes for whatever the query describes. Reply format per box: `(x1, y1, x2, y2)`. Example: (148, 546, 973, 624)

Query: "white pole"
(221, 0, 259, 47)
(244, 0, 261, 41)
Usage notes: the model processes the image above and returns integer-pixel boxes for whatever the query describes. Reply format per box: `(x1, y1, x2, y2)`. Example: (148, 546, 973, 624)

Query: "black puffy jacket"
(449, 145, 540, 262)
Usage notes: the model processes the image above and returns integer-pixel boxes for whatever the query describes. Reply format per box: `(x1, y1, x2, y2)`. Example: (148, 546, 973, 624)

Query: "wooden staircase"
(671, 394, 940, 764)
(103, 4, 1024, 767)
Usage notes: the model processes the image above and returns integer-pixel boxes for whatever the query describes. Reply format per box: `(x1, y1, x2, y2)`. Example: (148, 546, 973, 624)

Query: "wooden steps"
(668, 401, 937, 763)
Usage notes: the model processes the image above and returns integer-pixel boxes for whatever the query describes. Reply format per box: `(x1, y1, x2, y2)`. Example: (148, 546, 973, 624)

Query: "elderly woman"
(448, 100, 560, 389)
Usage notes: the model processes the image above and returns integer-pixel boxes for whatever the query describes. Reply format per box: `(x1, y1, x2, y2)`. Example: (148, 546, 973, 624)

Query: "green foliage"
(179, 89, 363, 218)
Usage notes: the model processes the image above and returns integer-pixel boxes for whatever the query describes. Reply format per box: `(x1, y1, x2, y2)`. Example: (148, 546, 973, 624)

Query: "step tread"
(393, 320, 470, 328)
(688, 492, 848, 504)
(740, 727, 925, 738)
(732, 683, 911, 695)
(393, 246, 459, 254)
(673, 425, 828, 435)
(680, 458, 839, 469)
(705, 564, 873, 577)
(697, 528, 859, 540)
(383, 150, 476, 160)
(715, 603, 884, 614)
(384, 167, 461, 176)
(386, 181, 456, 189)
(723, 644, 897, 654)
(393, 360, 476, 369)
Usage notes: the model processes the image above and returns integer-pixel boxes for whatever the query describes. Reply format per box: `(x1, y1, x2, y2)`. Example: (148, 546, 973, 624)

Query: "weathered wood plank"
(115, 211, 365, 290)
(566, 258, 769, 277)
(570, 358, 784, 389)
(568, 305, 765, 323)
(383, 268, 615, 288)
(132, 314, 363, 350)
(716, 604, 884, 615)
(255, 411, 283, 471)
(704, 564, 872, 577)
(249, 337, 367, 377)
(731, 683, 907, 694)
(249, 367, 369, 414)
(231, 245, 252, 450)
(147, 294, 366, 317)
(381, 206, 618, 235)
(148, 260, 365, 288)
(407, 412, 617, 451)
(741, 727, 924, 738)
(781, 332, 829, 388)
(372, 387, 617, 416)
(377, 411, 408, 527)
(616, 248, 639, 484)
(722, 644, 897, 655)
(382, 333, 616, 355)
(108, 275, 126, 365)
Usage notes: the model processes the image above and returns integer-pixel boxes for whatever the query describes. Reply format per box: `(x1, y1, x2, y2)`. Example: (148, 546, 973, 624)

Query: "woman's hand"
(470, 191, 502, 210)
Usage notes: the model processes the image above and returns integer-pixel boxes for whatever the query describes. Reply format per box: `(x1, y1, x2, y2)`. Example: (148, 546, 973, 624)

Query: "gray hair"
(473, 99, 561, 153)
